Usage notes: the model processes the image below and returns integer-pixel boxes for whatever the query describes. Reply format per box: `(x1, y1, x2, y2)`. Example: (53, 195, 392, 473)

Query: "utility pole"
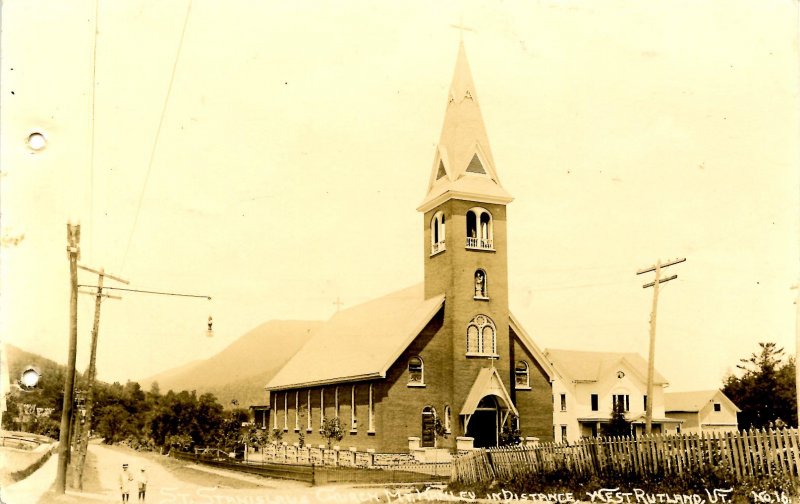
(637, 257, 686, 435)
(792, 282, 799, 427)
(73, 265, 127, 490)
(56, 222, 80, 494)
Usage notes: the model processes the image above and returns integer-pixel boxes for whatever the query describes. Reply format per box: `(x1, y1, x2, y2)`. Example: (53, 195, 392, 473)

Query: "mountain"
(2, 343, 70, 393)
(139, 320, 321, 408)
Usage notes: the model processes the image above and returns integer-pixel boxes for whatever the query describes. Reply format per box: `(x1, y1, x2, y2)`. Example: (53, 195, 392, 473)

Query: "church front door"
(466, 396, 499, 448)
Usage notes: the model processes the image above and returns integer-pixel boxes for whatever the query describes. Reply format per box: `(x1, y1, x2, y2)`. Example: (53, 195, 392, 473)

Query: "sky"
(1, 0, 798, 394)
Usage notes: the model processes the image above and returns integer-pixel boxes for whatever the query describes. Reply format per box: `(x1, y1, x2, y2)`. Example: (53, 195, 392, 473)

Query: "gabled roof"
(460, 367, 518, 417)
(509, 314, 556, 381)
(266, 284, 444, 391)
(418, 41, 512, 213)
(544, 348, 669, 386)
(664, 390, 741, 413)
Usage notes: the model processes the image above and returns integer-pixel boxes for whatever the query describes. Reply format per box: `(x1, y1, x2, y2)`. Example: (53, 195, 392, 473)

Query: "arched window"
(515, 361, 530, 389)
(466, 314, 496, 356)
(443, 405, 451, 433)
(466, 208, 493, 250)
(408, 356, 424, 386)
(431, 211, 446, 255)
(474, 269, 488, 299)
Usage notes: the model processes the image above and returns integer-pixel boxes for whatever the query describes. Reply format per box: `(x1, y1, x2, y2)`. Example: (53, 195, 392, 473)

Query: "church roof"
(544, 348, 669, 386)
(664, 390, 741, 413)
(509, 314, 556, 381)
(266, 284, 444, 391)
(418, 41, 513, 213)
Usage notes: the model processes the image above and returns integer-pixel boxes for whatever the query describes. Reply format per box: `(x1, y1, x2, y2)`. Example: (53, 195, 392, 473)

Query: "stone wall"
(256, 442, 376, 468)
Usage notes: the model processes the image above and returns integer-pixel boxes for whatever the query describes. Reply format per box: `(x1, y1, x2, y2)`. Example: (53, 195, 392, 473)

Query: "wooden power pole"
(792, 282, 799, 427)
(72, 265, 127, 489)
(637, 257, 686, 435)
(56, 223, 80, 494)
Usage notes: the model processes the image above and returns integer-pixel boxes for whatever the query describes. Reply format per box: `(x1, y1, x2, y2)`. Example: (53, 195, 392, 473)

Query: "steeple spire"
(418, 41, 512, 213)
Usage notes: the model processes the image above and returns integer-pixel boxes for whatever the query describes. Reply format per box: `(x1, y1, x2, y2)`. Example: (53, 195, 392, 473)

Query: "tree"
(499, 415, 522, 446)
(602, 398, 631, 437)
(320, 416, 344, 448)
(723, 342, 797, 429)
(96, 404, 135, 443)
(219, 408, 249, 452)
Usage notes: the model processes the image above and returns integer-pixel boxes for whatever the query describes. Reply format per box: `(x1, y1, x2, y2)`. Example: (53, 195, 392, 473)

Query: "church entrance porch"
(460, 367, 518, 449)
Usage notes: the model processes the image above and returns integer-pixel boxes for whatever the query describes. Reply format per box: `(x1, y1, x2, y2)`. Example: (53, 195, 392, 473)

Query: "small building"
(664, 390, 740, 434)
(546, 349, 682, 442)
(249, 405, 270, 430)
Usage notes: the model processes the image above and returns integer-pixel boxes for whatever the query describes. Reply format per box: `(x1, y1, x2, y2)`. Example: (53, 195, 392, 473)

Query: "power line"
(119, 0, 193, 273)
(88, 0, 99, 262)
(528, 280, 631, 292)
(77, 284, 210, 300)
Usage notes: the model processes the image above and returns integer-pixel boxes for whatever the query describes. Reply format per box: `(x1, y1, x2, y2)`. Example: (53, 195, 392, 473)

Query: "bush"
(320, 417, 344, 448)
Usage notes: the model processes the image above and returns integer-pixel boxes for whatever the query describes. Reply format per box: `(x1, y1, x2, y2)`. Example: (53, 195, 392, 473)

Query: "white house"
(545, 349, 682, 442)
(664, 390, 740, 434)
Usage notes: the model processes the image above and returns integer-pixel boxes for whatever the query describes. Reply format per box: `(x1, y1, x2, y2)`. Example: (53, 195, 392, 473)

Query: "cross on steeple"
(333, 296, 344, 312)
(449, 17, 474, 41)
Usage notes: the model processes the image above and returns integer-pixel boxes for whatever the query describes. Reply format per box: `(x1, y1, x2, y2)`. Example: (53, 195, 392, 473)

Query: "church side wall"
(375, 309, 453, 453)
(273, 383, 376, 451)
(269, 310, 448, 454)
(510, 331, 554, 442)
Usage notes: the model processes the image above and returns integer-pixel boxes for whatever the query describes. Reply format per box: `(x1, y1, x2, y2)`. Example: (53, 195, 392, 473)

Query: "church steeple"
(418, 41, 513, 213)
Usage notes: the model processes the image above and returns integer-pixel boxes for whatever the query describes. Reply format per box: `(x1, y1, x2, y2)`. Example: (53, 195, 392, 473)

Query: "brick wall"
(510, 329, 554, 442)
(377, 310, 453, 452)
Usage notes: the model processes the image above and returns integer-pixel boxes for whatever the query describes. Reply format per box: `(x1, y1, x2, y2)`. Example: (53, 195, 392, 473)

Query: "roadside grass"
(37, 450, 104, 503)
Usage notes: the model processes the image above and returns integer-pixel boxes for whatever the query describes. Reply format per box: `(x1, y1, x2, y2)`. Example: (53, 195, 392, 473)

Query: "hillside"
(1, 343, 73, 428)
(3, 343, 71, 395)
(139, 320, 321, 407)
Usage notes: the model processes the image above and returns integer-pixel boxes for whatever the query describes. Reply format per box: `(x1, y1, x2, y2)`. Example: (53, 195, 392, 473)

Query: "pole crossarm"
(78, 265, 130, 285)
(642, 274, 678, 289)
(78, 289, 122, 300)
(636, 257, 686, 276)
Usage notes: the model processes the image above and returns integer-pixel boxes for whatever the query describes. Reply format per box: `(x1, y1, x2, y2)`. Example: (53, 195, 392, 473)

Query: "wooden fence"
(452, 428, 800, 485)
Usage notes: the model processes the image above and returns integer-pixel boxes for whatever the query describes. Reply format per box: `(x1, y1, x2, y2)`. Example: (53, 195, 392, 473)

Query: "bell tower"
(417, 41, 515, 427)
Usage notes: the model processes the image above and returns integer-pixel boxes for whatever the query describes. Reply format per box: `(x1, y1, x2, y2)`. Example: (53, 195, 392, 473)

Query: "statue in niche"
(475, 271, 486, 298)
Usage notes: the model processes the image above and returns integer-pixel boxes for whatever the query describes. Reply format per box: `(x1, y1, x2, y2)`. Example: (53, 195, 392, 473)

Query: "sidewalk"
(184, 463, 305, 488)
(0, 447, 57, 504)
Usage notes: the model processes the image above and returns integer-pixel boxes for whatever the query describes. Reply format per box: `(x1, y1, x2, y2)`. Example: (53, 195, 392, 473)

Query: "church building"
(266, 42, 556, 454)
